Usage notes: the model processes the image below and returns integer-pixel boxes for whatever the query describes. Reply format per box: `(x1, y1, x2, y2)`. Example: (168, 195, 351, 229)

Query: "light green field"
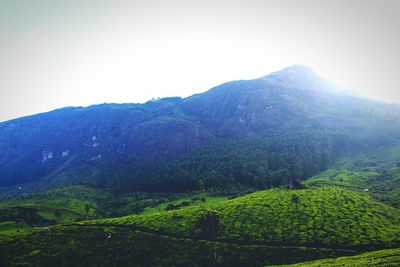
(0, 221, 31, 237)
(305, 144, 400, 208)
(87, 186, 400, 248)
(141, 192, 228, 214)
(0, 185, 101, 216)
(273, 248, 400, 267)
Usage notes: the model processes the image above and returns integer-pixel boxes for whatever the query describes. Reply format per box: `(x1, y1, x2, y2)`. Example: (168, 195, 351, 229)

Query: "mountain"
(2, 65, 400, 267)
(182, 65, 397, 136)
(1, 65, 400, 194)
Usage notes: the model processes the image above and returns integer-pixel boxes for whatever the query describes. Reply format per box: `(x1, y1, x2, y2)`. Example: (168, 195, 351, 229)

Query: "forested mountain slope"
(1, 65, 400, 194)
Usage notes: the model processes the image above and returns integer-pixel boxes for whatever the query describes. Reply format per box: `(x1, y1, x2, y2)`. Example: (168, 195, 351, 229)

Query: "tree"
(54, 210, 61, 222)
(196, 180, 204, 191)
(292, 194, 300, 204)
(84, 203, 90, 218)
(195, 210, 221, 239)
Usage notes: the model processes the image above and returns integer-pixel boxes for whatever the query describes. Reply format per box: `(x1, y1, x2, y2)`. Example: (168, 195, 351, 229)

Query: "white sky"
(0, 0, 399, 122)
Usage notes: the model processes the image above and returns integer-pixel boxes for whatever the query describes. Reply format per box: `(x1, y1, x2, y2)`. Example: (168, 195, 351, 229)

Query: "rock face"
(0, 65, 399, 189)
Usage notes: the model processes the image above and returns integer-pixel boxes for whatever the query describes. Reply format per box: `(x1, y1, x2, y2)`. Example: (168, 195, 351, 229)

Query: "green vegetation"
(2, 66, 400, 266)
(0, 221, 30, 237)
(141, 192, 228, 214)
(0, 185, 105, 216)
(89, 187, 400, 248)
(2, 186, 400, 266)
(0, 225, 356, 267)
(2, 144, 400, 266)
(0, 185, 109, 236)
(0, 185, 230, 241)
(274, 248, 400, 267)
(2, 146, 400, 266)
(306, 144, 400, 208)
(130, 131, 334, 192)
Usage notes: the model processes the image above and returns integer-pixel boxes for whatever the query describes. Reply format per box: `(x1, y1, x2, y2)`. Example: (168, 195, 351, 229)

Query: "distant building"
(289, 180, 304, 189)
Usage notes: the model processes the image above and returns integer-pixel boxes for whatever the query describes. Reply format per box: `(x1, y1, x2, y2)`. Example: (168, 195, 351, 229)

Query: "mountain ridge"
(1, 65, 400, 194)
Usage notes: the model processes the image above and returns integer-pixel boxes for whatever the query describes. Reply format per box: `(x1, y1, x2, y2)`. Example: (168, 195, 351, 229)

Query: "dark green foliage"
(291, 194, 300, 203)
(0, 206, 54, 227)
(133, 130, 335, 192)
(84, 203, 90, 216)
(0, 226, 357, 267)
(195, 210, 222, 239)
(196, 180, 204, 191)
(165, 201, 191, 211)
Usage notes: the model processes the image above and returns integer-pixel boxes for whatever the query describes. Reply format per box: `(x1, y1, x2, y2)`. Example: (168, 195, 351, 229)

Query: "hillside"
(0, 186, 107, 237)
(93, 186, 400, 248)
(1, 66, 400, 195)
(0, 185, 228, 237)
(0, 224, 356, 267)
(274, 248, 400, 267)
(1, 186, 400, 266)
(306, 144, 400, 208)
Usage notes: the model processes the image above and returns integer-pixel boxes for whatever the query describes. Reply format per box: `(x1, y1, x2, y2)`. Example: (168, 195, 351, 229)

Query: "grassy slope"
(0, 225, 355, 267)
(0, 185, 109, 236)
(0, 221, 31, 237)
(0, 185, 228, 237)
(0, 185, 105, 215)
(90, 186, 400, 248)
(1, 186, 400, 266)
(141, 192, 228, 214)
(272, 248, 400, 267)
(306, 144, 400, 208)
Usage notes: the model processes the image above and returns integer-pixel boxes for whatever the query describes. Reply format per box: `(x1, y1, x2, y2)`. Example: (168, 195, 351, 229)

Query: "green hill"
(1, 186, 400, 266)
(306, 144, 400, 208)
(0, 224, 356, 267)
(273, 248, 400, 267)
(0, 185, 105, 237)
(0, 185, 104, 215)
(0, 185, 193, 236)
(92, 186, 400, 248)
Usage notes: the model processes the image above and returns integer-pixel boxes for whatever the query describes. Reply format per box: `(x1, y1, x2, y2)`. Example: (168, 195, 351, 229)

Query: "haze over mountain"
(0, 65, 399, 194)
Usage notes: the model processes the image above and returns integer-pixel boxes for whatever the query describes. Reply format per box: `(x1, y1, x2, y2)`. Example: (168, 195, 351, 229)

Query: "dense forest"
(1, 65, 400, 196)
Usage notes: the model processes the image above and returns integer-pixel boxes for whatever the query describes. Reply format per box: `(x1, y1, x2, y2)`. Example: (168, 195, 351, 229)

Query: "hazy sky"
(0, 0, 399, 122)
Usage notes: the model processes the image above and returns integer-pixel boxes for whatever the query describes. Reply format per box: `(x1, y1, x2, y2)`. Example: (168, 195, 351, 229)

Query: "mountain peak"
(265, 64, 344, 94)
(278, 64, 315, 74)
(267, 64, 318, 81)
